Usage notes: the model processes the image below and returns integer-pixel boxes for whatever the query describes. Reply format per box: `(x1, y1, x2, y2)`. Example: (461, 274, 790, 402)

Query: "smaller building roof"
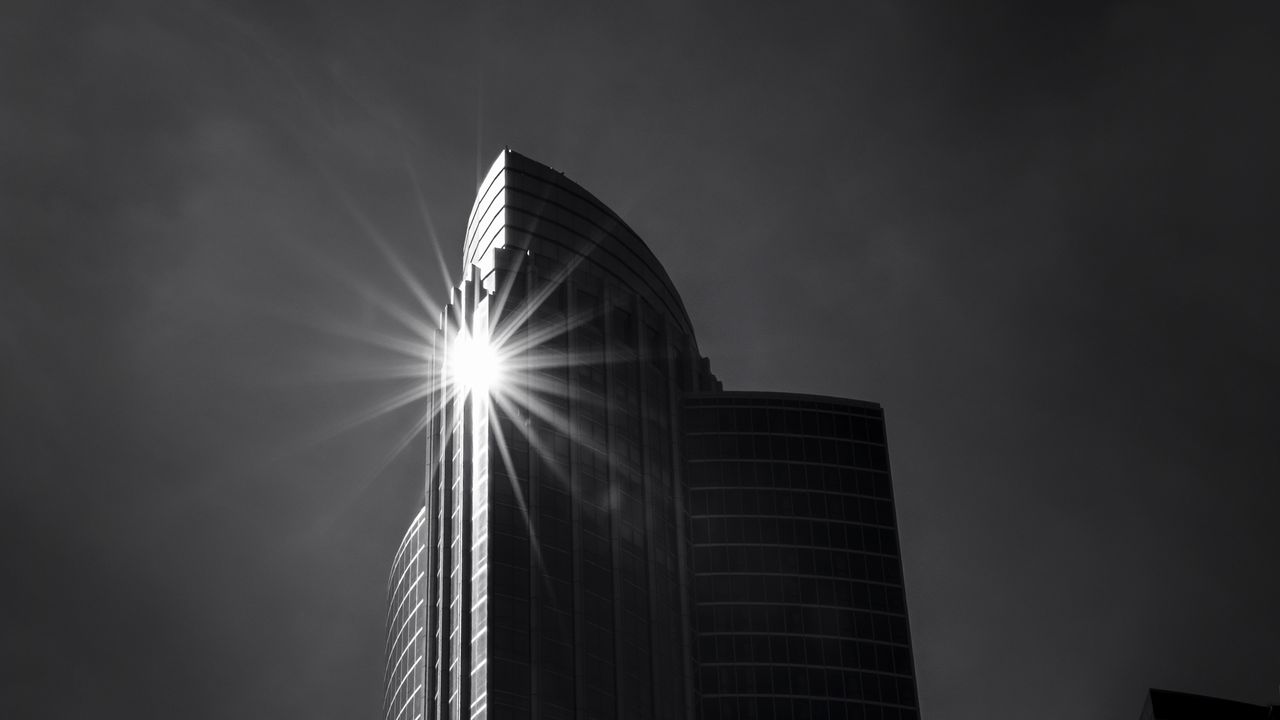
(1143, 688, 1277, 720)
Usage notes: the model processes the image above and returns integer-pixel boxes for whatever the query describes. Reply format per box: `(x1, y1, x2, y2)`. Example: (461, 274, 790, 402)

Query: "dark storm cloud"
(3, 2, 1277, 720)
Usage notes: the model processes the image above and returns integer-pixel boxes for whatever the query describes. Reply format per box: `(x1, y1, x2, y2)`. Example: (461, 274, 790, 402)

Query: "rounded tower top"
(463, 149, 696, 337)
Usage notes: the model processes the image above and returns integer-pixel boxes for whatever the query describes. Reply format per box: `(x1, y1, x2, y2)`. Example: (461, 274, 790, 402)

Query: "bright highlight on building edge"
(448, 330, 501, 397)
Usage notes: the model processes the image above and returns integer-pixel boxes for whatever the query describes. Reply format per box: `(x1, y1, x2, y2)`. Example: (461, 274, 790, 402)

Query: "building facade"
(685, 393, 918, 720)
(385, 507, 428, 720)
(382, 150, 920, 720)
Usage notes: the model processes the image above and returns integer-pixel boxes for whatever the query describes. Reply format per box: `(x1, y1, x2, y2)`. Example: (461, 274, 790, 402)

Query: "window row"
(694, 574, 907, 615)
(687, 461, 892, 499)
(692, 516, 899, 554)
(691, 490, 897, 527)
(700, 696, 918, 720)
(694, 605, 911, 645)
(693, 545, 904, 585)
(697, 633, 914, 675)
(699, 665, 916, 706)
(683, 407, 885, 441)
(685, 434, 889, 470)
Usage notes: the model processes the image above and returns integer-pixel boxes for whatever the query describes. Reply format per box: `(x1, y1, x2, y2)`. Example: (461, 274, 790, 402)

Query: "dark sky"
(3, 1, 1278, 719)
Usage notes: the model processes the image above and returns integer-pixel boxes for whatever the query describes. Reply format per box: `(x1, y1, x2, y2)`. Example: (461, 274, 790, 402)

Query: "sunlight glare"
(450, 331, 501, 396)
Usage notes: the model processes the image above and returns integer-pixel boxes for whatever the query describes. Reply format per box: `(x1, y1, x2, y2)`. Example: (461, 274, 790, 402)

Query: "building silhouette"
(382, 150, 920, 720)
(1140, 689, 1278, 720)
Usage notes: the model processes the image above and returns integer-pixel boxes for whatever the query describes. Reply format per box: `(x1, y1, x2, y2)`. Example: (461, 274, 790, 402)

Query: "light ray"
(516, 374, 578, 402)
(486, 389, 573, 602)
(518, 343, 604, 372)
(486, 400, 552, 593)
(319, 166, 443, 321)
(474, 64, 484, 187)
(306, 379, 439, 447)
(487, 253, 527, 331)
(490, 253, 589, 349)
(500, 393, 571, 448)
(351, 408, 433, 496)
(264, 304, 436, 361)
(288, 360, 436, 385)
(497, 308, 598, 361)
(275, 224, 440, 343)
(402, 158, 454, 291)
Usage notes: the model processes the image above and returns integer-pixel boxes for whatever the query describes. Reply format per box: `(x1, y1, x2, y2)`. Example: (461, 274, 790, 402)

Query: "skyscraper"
(382, 150, 920, 720)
